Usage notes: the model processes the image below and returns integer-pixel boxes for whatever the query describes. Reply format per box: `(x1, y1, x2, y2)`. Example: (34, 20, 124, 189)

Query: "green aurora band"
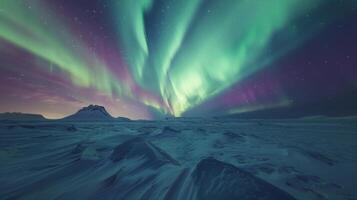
(112, 0, 322, 116)
(0, 1, 130, 97)
(3, 0, 347, 117)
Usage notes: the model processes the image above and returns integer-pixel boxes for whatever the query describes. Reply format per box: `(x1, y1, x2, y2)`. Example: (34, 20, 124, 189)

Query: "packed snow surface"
(0, 117, 356, 199)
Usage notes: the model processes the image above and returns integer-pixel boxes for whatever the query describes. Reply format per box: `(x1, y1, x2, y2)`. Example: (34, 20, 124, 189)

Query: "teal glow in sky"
(0, 0, 356, 119)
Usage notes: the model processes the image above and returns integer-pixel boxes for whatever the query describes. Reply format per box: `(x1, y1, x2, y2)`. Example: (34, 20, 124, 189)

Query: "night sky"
(0, 0, 356, 119)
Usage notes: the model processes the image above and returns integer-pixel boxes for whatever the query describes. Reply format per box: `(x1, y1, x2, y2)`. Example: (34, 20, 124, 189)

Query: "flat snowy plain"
(1, 117, 356, 199)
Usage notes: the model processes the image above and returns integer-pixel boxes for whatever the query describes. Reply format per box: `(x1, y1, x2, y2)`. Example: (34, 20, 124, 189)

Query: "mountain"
(63, 105, 114, 121)
(0, 112, 46, 121)
(116, 116, 131, 121)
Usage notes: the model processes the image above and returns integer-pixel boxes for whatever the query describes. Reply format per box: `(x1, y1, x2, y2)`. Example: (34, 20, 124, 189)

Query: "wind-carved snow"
(0, 117, 357, 199)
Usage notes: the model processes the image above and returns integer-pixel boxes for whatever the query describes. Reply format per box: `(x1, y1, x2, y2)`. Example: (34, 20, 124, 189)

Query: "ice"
(0, 117, 357, 199)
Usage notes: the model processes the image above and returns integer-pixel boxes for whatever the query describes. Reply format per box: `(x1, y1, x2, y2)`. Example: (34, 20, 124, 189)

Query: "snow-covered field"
(1, 118, 356, 199)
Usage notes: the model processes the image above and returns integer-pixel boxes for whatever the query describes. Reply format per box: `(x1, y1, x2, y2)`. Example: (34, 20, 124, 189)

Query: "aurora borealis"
(0, 0, 356, 119)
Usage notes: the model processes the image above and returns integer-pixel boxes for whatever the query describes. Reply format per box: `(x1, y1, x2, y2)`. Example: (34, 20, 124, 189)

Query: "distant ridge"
(63, 105, 130, 121)
(116, 116, 131, 121)
(0, 112, 46, 121)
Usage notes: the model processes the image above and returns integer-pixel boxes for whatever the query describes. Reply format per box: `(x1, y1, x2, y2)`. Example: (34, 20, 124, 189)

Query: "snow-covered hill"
(0, 112, 46, 121)
(63, 105, 114, 121)
(62, 105, 131, 121)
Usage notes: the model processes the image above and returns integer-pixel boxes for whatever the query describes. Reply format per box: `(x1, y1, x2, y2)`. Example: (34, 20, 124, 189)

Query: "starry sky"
(0, 0, 356, 119)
